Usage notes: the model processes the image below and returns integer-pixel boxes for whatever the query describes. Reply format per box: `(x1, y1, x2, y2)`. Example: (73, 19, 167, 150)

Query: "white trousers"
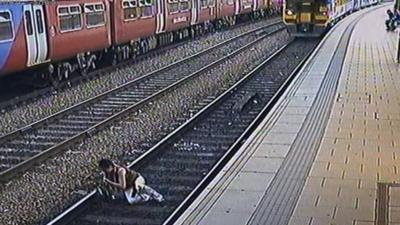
(124, 175, 163, 204)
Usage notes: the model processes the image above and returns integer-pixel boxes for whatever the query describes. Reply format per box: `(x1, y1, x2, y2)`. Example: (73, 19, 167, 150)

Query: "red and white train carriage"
(0, 0, 281, 84)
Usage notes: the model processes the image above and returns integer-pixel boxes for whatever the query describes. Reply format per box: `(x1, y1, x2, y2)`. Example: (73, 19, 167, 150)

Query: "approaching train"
(0, 0, 282, 85)
(283, 0, 378, 36)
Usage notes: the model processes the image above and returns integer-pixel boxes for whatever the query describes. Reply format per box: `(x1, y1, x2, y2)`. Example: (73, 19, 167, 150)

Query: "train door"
(191, 0, 199, 24)
(235, 0, 240, 14)
(23, 4, 48, 66)
(217, 0, 222, 18)
(155, 0, 166, 33)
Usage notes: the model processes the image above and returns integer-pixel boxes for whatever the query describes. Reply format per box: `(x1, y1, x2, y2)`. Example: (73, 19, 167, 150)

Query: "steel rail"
(45, 39, 318, 225)
(162, 39, 315, 225)
(0, 21, 282, 146)
(0, 24, 285, 183)
(0, 18, 282, 110)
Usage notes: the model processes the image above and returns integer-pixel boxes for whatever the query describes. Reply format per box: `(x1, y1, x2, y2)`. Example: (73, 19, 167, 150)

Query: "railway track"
(46, 39, 319, 225)
(0, 17, 281, 111)
(0, 22, 285, 183)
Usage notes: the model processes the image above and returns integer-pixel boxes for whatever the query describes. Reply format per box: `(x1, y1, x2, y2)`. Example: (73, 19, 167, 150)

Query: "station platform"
(173, 4, 400, 225)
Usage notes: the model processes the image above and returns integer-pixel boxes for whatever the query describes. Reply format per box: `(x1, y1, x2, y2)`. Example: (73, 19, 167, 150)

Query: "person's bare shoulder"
(117, 167, 126, 175)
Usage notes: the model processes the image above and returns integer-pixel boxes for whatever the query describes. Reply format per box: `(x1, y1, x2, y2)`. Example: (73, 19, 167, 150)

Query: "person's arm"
(104, 168, 127, 190)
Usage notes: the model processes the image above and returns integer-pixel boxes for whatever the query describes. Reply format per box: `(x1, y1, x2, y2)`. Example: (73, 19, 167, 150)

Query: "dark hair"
(98, 159, 113, 170)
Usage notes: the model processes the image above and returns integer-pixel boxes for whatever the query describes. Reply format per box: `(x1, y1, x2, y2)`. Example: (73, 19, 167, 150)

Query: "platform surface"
(289, 5, 400, 225)
(174, 4, 400, 225)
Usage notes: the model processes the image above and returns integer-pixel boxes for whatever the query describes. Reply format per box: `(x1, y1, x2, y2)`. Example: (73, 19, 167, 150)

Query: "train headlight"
(286, 9, 294, 15)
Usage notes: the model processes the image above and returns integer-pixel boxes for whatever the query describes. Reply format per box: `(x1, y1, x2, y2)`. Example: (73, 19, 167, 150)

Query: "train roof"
(0, 0, 91, 3)
(285, 0, 329, 3)
(0, 0, 109, 5)
(0, 0, 51, 4)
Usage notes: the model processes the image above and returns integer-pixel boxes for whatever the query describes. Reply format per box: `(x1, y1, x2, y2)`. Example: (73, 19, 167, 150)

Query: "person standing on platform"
(97, 158, 165, 204)
(394, 9, 400, 26)
(386, 9, 396, 31)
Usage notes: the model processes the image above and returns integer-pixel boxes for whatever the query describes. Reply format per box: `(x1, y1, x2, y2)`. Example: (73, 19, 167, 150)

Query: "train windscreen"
(285, 0, 328, 12)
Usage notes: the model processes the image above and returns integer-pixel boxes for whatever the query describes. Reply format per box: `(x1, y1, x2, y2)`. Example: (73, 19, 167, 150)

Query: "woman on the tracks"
(97, 158, 165, 204)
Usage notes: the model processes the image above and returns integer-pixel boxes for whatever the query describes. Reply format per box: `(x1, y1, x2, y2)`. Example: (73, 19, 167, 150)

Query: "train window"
(141, 6, 153, 17)
(35, 10, 44, 34)
(200, 0, 208, 7)
(86, 5, 95, 11)
(179, 0, 190, 11)
(168, 2, 180, 13)
(144, 0, 153, 6)
(208, 0, 215, 6)
(226, 0, 234, 5)
(85, 3, 105, 28)
(70, 6, 80, 14)
(0, 11, 13, 41)
(58, 5, 82, 32)
(122, 0, 138, 21)
(59, 7, 68, 14)
(138, 0, 153, 17)
(95, 4, 104, 11)
(24, 11, 33, 35)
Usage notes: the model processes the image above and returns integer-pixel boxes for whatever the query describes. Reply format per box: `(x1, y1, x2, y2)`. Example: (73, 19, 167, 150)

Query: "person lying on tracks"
(97, 158, 165, 204)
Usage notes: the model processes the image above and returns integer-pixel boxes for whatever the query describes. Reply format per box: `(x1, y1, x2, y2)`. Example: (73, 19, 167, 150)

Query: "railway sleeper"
(76, 110, 113, 117)
(67, 114, 108, 121)
(174, 139, 230, 149)
(112, 91, 143, 97)
(153, 183, 194, 193)
(145, 175, 200, 188)
(24, 134, 65, 142)
(90, 202, 175, 216)
(0, 155, 28, 165)
(144, 166, 207, 178)
(0, 164, 12, 171)
(199, 111, 232, 119)
(67, 113, 109, 120)
(154, 158, 215, 168)
(104, 97, 137, 103)
(126, 83, 157, 90)
(125, 90, 157, 98)
(113, 93, 148, 100)
(58, 120, 99, 126)
(93, 103, 128, 109)
(0, 148, 41, 157)
(85, 107, 116, 113)
(185, 133, 238, 142)
(159, 152, 218, 162)
(71, 115, 108, 123)
(115, 91, 147, 96)
(190, 126, 243, 135)
(139, 79, 171, 86)
(47, 124, 88, 131)
(197, 122, 250, 131)
(38, 129, 81, 136)
(6, 140, 55, 149)
(163, 150, 217, 158)
(148, 78, 177, 85)
(98, 101, 133, 107)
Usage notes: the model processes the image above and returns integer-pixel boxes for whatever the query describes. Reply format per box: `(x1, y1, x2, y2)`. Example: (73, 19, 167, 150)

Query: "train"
(0, 0, 282, 86)
(283, 0, 379, 36)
